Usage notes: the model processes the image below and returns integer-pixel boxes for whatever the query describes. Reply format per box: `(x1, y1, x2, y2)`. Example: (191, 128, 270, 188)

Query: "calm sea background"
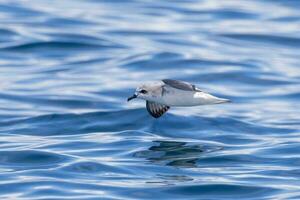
(0, 0, 300, 199)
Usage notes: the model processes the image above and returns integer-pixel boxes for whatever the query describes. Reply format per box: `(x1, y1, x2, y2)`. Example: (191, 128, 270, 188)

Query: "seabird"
(127, 79, 230, 118)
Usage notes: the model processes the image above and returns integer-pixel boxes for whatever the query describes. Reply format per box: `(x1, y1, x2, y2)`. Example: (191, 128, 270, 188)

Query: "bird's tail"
(214, 97, 231, 104)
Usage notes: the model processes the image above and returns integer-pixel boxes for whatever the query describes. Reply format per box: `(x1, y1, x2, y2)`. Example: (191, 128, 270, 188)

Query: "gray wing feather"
(146, 101, 170, 118)
(162, 79, 200, 91)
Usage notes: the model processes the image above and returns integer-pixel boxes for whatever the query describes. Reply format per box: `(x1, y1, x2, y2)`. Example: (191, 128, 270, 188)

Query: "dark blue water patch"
(270, 16, 300, 22)
(0, 109, 150, 135)
(30, 65, 76, 75)
(182, 71, 296, 86)
(62, 161, 132, 175)
(178, 8, 258, 20)
(120, 184, 280, 200)
(1, 41, 123, 53)
(266, 0, 300, 8)
(147, 174, 194, 184)
(45, 33, 115, 45)
(0, 3, 44, 17)
(0, 52, 27, 63)
(77, 109, 151, 133)
(148, 114, 294, 138)
(146, 3, 258, 19)
(0, 92, 114, 111)
(228, 91, 300, 102)
(43, 17, 97, 28)
(152, 52, 183, 61)
(164, 184, 280, 199)
(0, 28, 20, 43)
(60, 57, 112, 68)
(0, 150, 71, 169)
(117, 52, 183, 68)
(267, 92, 300, 100)
(105, 30, 175, 37)
(198, 153, 288, 168)
(208, 9, 259, 20)
(201, 134, 262, 146)
(219, 33, 300, 48)
(89, 0, 139, 3)
(155, 37, 206, 47)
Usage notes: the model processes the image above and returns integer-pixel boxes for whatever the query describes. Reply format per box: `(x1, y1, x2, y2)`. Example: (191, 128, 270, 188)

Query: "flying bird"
(127, 79, 230, 118)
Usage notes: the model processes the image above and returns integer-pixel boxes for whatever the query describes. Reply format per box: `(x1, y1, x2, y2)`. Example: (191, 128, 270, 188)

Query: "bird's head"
(127, 82, 161, 102)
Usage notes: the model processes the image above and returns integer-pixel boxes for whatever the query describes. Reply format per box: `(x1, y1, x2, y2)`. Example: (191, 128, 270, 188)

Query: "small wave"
(1, 41, 122, 52)
(121, 52, 262, 73)
(161, 184, 280, 198)
(61, 161, 131, 174)
(0, 150, 71, 170)
(0, 28, 19, 43)
(0, 109, 150, 135)
(219, 33, 300, 48)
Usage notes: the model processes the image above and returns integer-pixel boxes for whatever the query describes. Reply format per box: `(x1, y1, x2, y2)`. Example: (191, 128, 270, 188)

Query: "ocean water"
(0, 0, 300, 199)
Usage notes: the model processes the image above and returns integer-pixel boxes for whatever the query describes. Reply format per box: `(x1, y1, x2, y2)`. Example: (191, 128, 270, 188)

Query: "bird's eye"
(140, 89, 148, 94)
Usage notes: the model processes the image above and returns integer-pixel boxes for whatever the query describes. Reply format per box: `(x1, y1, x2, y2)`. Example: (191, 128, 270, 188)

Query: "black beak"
(127, 94, 137, 102)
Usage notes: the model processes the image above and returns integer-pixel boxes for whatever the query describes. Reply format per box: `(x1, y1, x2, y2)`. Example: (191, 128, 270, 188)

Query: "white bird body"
(127, 79, 230, 118)
(156, 85, 228, 106)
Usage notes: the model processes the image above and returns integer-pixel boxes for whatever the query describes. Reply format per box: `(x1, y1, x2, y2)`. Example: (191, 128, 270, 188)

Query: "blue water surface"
(0, 0, 300, 199)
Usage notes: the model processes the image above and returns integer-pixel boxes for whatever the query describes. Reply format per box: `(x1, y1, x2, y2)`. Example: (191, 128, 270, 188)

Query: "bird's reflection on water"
(135, 140, 219, 168)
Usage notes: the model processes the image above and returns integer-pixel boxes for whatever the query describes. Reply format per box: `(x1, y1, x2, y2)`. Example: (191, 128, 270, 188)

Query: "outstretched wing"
(146, 101, 170, 118)
(162, 79, 200, 91)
